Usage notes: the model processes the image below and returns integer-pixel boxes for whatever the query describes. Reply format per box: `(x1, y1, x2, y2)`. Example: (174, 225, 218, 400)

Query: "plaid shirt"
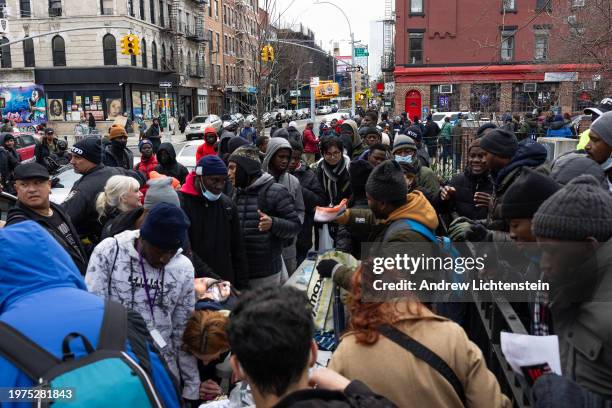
(532, 290, 551, 336)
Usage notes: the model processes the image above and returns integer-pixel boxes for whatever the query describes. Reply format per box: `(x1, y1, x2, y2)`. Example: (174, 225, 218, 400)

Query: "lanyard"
(138, 250, 162, 323)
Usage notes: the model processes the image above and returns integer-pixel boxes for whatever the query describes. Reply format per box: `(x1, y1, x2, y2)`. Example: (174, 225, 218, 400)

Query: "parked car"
(185, 115, 222, 140)
(13, 132, 38, 163)
(262, 112, 273, 127)
(276, 109, 289, 122)
(337, 108, 351, 119)
(48, 165, 84, 204)
(431, 112, 475, 129)
(316, 106, 331, 115)
(233, 113, 245, 127)
(176, 140, 204, 172)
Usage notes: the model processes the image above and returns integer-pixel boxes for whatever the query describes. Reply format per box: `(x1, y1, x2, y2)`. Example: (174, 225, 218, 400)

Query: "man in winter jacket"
(0, 133, 20, 193)
(135, 139, 158, 179)
(227, 286, 397, 408)
(392, 134, 439, 204)
(228, 146, 301, 287)
(404, 125, 431, 167)
(286, 121, 302, 144)
(289, 140, 327, 266)
(85, 203, 199, 401)
(449, 129, 548, 242)
(531, 175, 612, 401)
(103, 125, 134, 170)
(196, 128, 219, 163)
(34, 128, 57, 166)
(63, 137, 129, 245)
(146, 118, 162, 152)
(156, 142, 189, 184)
(179, 156, 249, 289)
(6, 163, 88, 275)
(263, 137, 305, 274)
(239, 119, 257, 143)
(302, 120, 319, 164)
(338, 120, 361, 158)
(0, 222, 182, 408)
(353, 127, 382, 160)
(423, 114, 440, 157)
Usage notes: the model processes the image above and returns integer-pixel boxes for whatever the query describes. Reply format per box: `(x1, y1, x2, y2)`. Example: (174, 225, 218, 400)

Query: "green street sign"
(354, 48, 369, 57)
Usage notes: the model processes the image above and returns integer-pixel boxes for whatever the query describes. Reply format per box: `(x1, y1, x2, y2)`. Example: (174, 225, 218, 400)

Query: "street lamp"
(296, 61, 313, 109)
(313, 0, 356, 117)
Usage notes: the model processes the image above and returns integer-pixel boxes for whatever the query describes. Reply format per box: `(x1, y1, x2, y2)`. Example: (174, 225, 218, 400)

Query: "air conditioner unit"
(439, 84, 453, 94)
(523, 83, 537, 93)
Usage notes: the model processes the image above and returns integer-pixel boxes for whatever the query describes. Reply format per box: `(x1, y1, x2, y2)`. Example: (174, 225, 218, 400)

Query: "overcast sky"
(273, 0, 386, 58)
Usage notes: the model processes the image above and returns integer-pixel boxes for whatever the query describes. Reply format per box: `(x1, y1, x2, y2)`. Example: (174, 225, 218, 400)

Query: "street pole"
(164, 88, 169, 142)
(351, 32, 356, 117)
(310, 84, 316, 126)
(296, 61, 313, 110)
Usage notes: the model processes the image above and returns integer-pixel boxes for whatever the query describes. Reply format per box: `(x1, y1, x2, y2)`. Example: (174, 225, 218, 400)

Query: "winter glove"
(316, 259, 342, 279)
(449, 216, 472, 229)
(465, 223, 491, 242)
(449, 221, 472, 242)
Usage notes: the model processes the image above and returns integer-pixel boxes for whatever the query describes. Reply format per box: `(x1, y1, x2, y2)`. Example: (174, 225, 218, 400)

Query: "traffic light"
(261, 45, 269, 61)
(267, 45, 274, 61)
(131, 36, 141, 55)
(121, 34, 140, 55)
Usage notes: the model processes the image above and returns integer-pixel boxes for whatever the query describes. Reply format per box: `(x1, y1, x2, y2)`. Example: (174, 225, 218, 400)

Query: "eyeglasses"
(324, 151, 341, 158)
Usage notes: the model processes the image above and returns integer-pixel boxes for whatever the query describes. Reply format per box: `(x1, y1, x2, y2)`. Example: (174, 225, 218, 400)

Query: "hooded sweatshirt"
(85, 229, 199, 399)
(339, 120, 361, 158)
(155, 142, 189, 184)
(0, 222, 181, 407)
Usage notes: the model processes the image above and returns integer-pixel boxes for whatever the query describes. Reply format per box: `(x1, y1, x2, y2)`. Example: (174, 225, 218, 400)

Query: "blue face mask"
(395, 154, 416, 165)
(201, 185, 222, 201)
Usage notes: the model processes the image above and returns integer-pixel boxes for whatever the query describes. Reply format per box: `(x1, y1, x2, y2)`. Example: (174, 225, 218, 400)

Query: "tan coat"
(329, 307, 511, 408)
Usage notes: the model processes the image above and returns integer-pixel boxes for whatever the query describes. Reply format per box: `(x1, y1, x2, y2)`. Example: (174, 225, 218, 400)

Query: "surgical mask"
(201, 184, 221, 201)
(395, 154, 416, 165)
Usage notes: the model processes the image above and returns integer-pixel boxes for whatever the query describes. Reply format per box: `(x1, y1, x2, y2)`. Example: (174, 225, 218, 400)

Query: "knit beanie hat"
(479, 129, 518, 158)
(501, 168, 560, 220)
(144, 177, 180, 209)
(363, 127, 381, 138)
(109, 124, 128, 140)
(228, 145, 262, 177)
(349, 159, 374, 190)
(140, 202, 190, 250)
(468, 137, 481, 152)
(392, 134, 417, 155)
(551, 153, 606, 187)
(366, 160, 408, 203)
(590, 111, 612, 147)
(532, 175, 612, 242)
(476, 123, 497, 137)
(71, 136, 102, 165)
(196, 155, 228, 176)
(139, 139, 153, 151)
(405, 125, 422, 142)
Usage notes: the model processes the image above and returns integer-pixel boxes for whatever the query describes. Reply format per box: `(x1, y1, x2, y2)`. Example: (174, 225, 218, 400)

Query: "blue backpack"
(0, 301, 167, 408)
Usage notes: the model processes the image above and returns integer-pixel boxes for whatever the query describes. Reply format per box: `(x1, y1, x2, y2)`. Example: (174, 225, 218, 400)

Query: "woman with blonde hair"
(95, 175, 142, 233)
(328, 265, 511, 408)
(182, 310, 231, 402)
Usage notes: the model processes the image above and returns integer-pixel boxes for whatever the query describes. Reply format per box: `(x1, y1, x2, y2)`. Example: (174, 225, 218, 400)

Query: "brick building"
(393, 0, 609, 120)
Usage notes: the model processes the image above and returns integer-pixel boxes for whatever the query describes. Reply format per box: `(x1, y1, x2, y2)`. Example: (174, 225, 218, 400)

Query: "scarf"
(321, 157, 348, 205)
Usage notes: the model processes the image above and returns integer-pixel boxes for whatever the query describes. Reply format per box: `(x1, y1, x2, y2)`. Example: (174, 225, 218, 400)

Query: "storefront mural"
(0, 83, 47, 126)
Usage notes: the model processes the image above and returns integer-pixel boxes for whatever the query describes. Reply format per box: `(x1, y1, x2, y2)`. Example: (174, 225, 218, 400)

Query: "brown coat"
(329, 307, 511, 408)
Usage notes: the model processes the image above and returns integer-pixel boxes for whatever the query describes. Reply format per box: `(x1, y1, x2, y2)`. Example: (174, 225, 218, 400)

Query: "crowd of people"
(0, 97, 611, 408)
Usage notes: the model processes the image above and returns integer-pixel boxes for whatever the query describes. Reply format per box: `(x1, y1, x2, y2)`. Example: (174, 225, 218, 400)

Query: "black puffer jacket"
(292, 162, 327, 256)
(0, 143, 20, 193)
(103, 144, 134, 170)
(154, 143, 189, 184)
(438, 167, 493, 220)
(286, 126, 302, 144)
(233, 173, 301, 279)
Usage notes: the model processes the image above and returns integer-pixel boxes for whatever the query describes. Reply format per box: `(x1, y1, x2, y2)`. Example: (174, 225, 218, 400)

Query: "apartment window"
(500, 30, 514, 61)
(127, 0, 134, 16)
(0, 37, 11, 68)
(139, 0, 145, 20)
(23, 37, 35, 67)
(572, 0, 585, 6)
(169, 45, 174, 67)
(215, 0, 219, 17)
(215, 33, 220, 52)
(141, 39, 147, 67)
(502, 0, 515, 11)
(100, 0, 113, 14)
(161, 43, 166, 67)
(536, 0, 551, 11)
(149, 0, 155, 23)
(410, 0, 423, 14)
(20, 0, 31, 17)
(408, 32, 423, 64)
(151, 41, 157, 69)
(52, 35, 66, 66)
(159, 0, 164, 26)
(208, 2, 212, 17)
(185, 12, 190, 33)
(187, 51, 191, 75)
(103, 34, 117, 65)
(534, 33, 548, 60)
(223, 5, 227, 24)
(49, 0, 62, 16)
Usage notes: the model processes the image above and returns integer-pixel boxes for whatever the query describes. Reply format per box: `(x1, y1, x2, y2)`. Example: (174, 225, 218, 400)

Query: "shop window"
(152, 41, 158, 69)
(23, 37, 35, 67)
(141, 39, 147, 68)
(103, 34, 117, 66)
(52, 35, 66, 66)
(430, 84, 460, 112)
(470, 84, 500, 115)
(573, 82, 604, 112)
(1, 37, 11, 68)
(511, 82, 560, 113)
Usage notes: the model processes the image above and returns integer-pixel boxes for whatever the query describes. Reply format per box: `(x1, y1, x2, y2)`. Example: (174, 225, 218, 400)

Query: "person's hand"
(473, 192, 492, 208)
(449, 216, 472, 228)
(199, 380, 222, 401)
(258, 210, 273, 232)
(309, 368, 351, 391)
(316, 259, 341, 279)
(448, 221, 472, 242)
(440, 186, 456, 201)
(465, 223, 491, 242)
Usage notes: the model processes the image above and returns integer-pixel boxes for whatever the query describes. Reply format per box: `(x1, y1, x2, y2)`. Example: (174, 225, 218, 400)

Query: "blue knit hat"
(140, 203, 190, 250)
(139, 139, 153, 151)
(196, 155, 228, 176)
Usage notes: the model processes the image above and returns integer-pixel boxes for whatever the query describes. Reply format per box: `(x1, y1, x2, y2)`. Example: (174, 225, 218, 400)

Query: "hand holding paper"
(314, 199, 348, 223)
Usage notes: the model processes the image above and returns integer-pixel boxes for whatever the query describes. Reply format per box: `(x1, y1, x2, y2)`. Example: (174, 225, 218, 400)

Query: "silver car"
(185, 115, 222, 140)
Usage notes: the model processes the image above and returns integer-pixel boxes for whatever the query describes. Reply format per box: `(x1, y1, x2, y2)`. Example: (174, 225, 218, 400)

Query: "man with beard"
(584, 111, 612, 192)
(155, 142, 189, 185)
(103, 125, 134, 170)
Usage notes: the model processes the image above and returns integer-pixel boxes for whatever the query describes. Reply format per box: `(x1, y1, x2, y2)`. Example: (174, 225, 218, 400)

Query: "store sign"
(290, 90, 301, 97)
(384, 82, 395, 94)
(310, 77, 320, 87)
(247, 86, 257, 94)
(197, 89, 208, 96)
(159, 81, 172, 88)
(376, 83, 384, 93)
(544, 72, 578, 82)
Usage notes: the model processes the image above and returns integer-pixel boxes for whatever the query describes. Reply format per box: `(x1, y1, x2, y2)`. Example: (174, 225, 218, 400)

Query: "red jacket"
(135, 155, 158, 202)
(196, 142, 217, 163)
(303, 128, 319, 153)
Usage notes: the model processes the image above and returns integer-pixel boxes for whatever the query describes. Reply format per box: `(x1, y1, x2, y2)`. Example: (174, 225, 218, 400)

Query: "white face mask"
(200, 184, 221, 201)
(601, 155, 612, 172)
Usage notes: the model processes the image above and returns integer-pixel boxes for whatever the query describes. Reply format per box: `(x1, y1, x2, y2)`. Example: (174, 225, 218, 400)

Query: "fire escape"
(234, 0, 250, 90)
(381, 0, 395, 83)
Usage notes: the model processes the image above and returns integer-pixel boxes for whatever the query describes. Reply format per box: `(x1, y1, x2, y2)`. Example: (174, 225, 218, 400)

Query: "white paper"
(500, 332, 562, 376)
(314, 200, 347, 223)
(150, 329, 167, 350)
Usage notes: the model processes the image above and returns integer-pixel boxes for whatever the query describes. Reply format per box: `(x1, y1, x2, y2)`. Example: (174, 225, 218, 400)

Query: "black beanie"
(366, 160, 408, 203)
(532, 175, 612, 242)
(479, 129, 518, 159)
(71, 136, 102, 165)
(228, 136, 250, 155)
(349, 159, 374, 190)
(476, 123, 497, 137)
(501, 168, 560, 220)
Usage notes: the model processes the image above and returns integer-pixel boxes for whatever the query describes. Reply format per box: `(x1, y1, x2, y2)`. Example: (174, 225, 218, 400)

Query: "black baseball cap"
(45, 128, 55, 134)
(584, 97, 612, 117)
(14, 163, 50, 181)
